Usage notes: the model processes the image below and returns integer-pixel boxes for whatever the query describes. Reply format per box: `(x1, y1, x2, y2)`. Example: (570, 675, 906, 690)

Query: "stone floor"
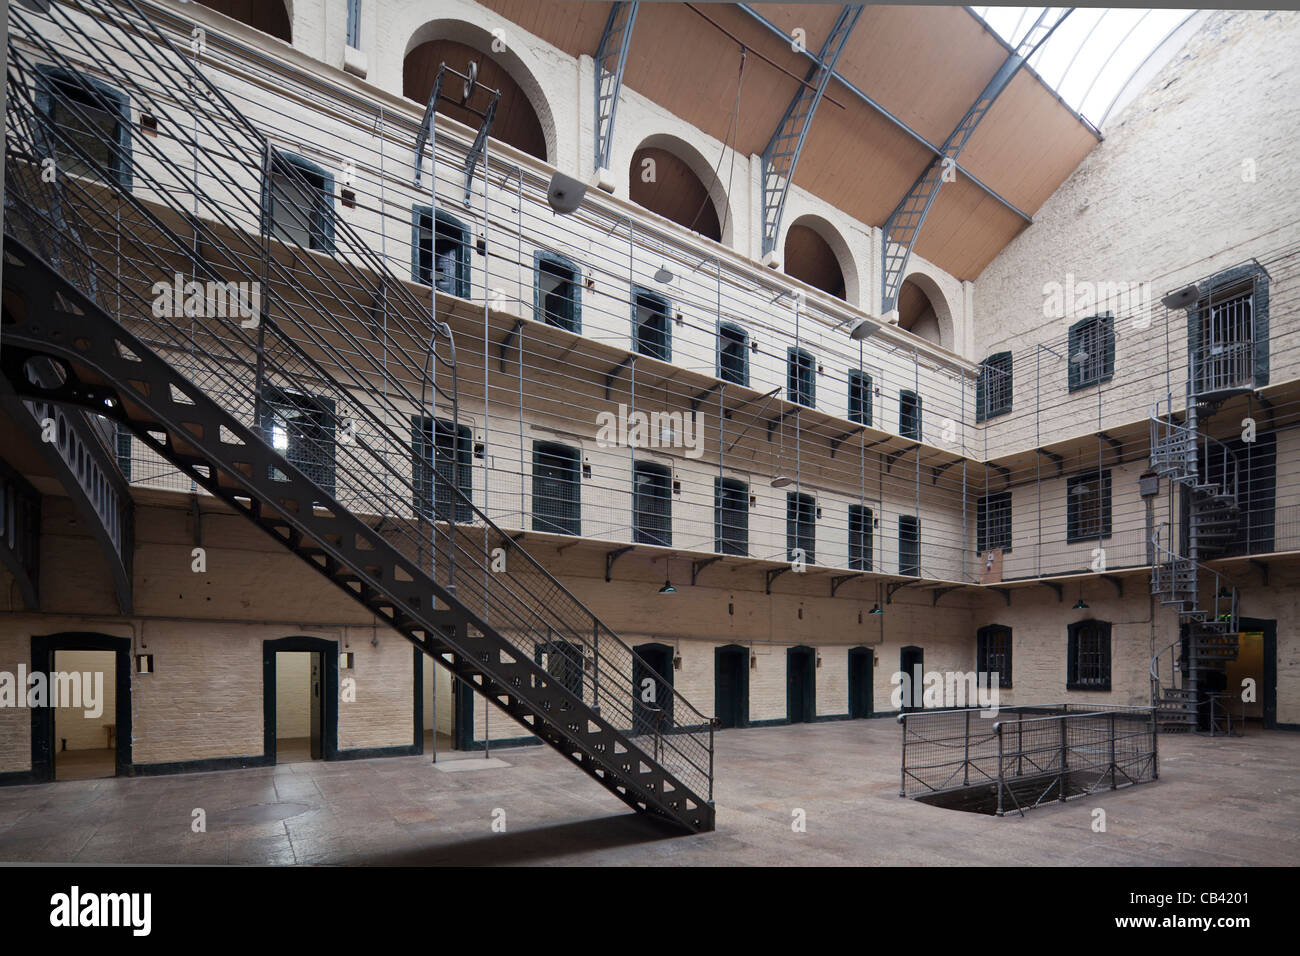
(1, 719, 1297, 865)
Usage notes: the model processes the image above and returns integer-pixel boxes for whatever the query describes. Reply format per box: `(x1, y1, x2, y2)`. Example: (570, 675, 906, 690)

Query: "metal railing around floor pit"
(898, 704, 1158, 816)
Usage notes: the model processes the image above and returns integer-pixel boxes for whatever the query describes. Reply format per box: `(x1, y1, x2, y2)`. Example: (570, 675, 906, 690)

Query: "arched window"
(629, 144, 722, 242)
(784, 222, 846, 300)
(898, 278, 943, 346)
(976, 625, 1012, 688)
(1066, 620, 1111, 691)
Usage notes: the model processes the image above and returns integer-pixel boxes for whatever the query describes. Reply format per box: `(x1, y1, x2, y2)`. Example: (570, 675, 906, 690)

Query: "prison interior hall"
(0, 0, 1298, 872)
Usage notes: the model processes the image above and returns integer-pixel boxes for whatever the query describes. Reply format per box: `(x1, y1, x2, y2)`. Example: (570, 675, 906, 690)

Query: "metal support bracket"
(885, 443, 920, 473)
(830, 573, 857, 597)
(605, 545, 634, 582)
(604, 355, 635, 400)
(931, 585, 963, 606)
(766, 566, 790, 594)
(498, 319, 523, 372)
(692, 556, 722, 585)
(829, 424, 866, 458)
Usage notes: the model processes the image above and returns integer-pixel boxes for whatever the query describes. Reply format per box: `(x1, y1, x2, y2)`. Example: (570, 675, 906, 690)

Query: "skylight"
(970, 7, 1197, 128)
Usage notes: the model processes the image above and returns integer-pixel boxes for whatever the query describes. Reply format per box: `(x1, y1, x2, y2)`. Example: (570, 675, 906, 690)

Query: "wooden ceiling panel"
(960, 70, 1099, 214)
(738, 4, 850, 59)
(474, 0, 609, 57)
(913, 177, 1027, 280)
(619, 2, 808, 157)
(794, 87, 934, 226)
(459, 2, 1104, 282)
(833, 5, 1010, 145)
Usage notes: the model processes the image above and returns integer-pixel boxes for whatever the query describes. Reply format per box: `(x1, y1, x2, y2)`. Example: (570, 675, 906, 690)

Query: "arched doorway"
(263, 636, 338, 764)
(630, 137, 726, 243)
(196, 1, 291, 43)
(786, 645, 816, 723)
(714, 644, 749, 729)
(29, 632, 132, 782)
(403, 38, 548, 162)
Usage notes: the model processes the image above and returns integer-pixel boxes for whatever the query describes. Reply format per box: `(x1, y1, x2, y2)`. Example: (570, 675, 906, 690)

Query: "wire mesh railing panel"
(899, 705, 1158, 813)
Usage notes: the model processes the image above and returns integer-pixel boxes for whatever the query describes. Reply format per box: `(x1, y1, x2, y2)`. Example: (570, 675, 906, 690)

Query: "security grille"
(633, 461, 672, 546)
(715, 477, 748, 556)
(1067, 470, 1111, 541)
(786, 492, 816, 564)
(977, 492, 1012, 552)
(532, 442, 581, 536)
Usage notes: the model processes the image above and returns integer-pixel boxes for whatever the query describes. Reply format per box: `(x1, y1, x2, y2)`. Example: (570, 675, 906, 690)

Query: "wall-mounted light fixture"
(340, 652, 355, 669)
(136, 654, 154, 674)
(1161, 284, 1200, 310)
(546, 171, 587, 214)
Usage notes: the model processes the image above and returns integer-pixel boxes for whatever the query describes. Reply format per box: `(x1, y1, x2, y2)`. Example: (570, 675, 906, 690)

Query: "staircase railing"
(1150, 523, 1238, 623)
(5, 0, 713, 802)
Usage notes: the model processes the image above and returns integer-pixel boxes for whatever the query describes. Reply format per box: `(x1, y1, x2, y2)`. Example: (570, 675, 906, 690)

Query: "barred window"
(632, 287, 671, 361)
(899, 390, 922, 440)
(718, 323, 749, 386)
(413, 207, 469, 296)
(270, 153, 334, 253)
(977, 492, 1012, 552)
(976, 352, 1012, 421)
(976, 625, 1013, 688)
(412, 416, 472, 523)
(263, 387, 336, 497)
(535, 252, 581, 333)
(1067, 314, 1115, 391)
(632, 461, 672, 547)
(532, 442, 581, 536)
(36, 66, 132, 189)
(714, 477, 748, 556)
(849, 505, 873, 571)
(1067, 620, 1111, 690)
(786, 492, 816, 565)
(1067, 470, 1111, 542)
(848, 370, 872, 426)
(788, 348, 816, 408)
(899, 515, 920, 576)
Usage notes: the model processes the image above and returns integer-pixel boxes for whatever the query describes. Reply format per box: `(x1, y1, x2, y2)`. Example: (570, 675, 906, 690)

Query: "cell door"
(714, 645, 748, 729)
(787, 646, 815, 723)
(848, 647, 873, 719)
(633, 643, 675, 736)
(309, 652, 323, 760)
(900, 645, 924, 712)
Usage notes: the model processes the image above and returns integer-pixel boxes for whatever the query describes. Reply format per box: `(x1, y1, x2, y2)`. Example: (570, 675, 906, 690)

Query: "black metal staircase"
(4, 0, 713, 831)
